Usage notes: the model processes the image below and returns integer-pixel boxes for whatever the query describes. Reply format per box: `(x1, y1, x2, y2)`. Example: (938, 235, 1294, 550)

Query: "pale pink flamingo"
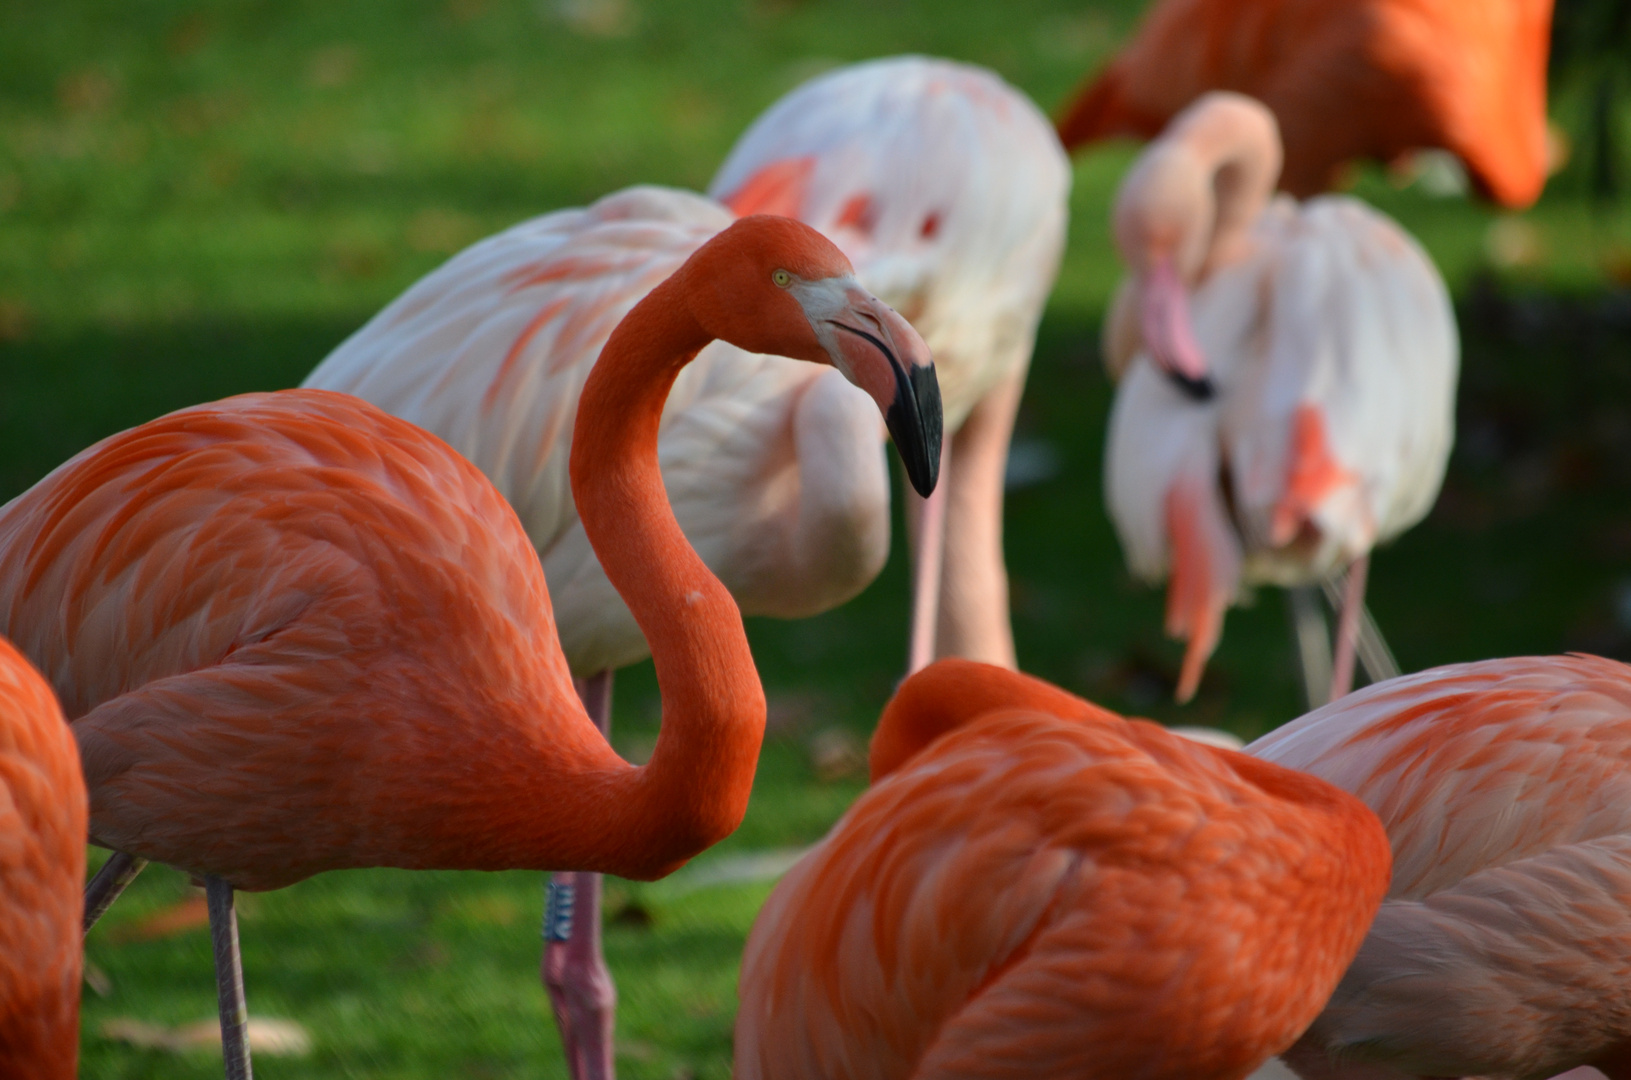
(1103, 93, 1457, 704)
(734, 658, 1392, 1078)
(0, 635, 85, 1080)
(2, 215, 939, 1079)
(709, 55, 1071, 672)
(1249, 654, 1631, 1080)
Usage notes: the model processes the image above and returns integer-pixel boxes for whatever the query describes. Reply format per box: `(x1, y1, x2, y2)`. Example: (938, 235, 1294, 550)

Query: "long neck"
(563, 268, 766, 878)
(1185, 106, 1280, 276)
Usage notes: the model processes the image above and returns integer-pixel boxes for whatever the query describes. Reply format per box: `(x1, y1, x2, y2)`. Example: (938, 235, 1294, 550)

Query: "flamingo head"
(1112, 157, 1215, 401)
(684, 214, 942, 496)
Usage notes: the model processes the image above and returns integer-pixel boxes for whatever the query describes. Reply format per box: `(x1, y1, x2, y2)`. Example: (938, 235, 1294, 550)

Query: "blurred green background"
(4, 0, 1631, 1076)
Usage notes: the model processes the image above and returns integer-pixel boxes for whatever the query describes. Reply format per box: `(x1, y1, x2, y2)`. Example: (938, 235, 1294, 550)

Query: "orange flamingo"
(734, 659, 1392, 1079)
(0, 215, 940, 1080)
(1250, 654, 1631, 1079)
(1056, 0, 1555, 208)
(0, 636, 85, 1080)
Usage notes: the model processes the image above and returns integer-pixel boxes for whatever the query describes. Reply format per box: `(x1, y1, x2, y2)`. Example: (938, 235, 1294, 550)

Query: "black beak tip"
(886, 363, 943, 498)
(1167, 371, 1216, 402)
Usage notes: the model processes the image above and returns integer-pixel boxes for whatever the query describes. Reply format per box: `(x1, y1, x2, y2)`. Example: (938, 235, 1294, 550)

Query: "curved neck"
(870, 659, 1120, 781)
(1180, 104, 1281, 277)
(564, 267, 766, 878)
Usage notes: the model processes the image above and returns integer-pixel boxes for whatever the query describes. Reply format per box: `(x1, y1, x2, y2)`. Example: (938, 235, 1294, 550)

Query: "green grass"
(6, 0, 1631, 1076)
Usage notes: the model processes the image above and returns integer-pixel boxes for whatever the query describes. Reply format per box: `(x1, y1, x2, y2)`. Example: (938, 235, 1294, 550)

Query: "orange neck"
(869, 659, 1121, 782)
(563, 266, 766, 878)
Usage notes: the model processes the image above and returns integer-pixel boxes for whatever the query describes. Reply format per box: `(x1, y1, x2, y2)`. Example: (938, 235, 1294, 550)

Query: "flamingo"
(733, 658, 1393, 1079)
(1248, 654, 1631, 1080)
(0, 636, 85, 1080)
(1056, 0, 1554, 209)
(1102, 93, 1457, 704)
(0, 215, 940, 1080)
(709, 55, 1072, 671)
(303, 186, 939, 1078)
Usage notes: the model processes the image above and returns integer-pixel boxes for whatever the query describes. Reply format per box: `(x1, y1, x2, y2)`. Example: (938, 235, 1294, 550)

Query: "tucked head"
(681, 215, 943, 496)
(1111, 93, 1282, 399)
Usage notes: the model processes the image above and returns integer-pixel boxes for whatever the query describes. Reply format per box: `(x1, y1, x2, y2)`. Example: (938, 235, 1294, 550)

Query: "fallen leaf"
(106, 895, 209, 944)
(100, 1017, 312, 1057)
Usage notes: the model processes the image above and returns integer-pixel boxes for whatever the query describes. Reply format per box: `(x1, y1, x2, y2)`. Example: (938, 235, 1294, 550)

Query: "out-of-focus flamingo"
(710, 55, 1071, 671)
(1056, 0, 1554, 209)
(3, 217, 939, 1080)
(734, 659, 1392, 1079)
(1250, 654, 1631, 1080)
(0, 636, 85, 1080)
(306, 188, 939, 1080)
(1103, 93, 1457, 703)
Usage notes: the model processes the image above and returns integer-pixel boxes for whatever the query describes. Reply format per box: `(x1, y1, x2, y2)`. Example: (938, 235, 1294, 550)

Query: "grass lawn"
(6, 0, 1631, 1076)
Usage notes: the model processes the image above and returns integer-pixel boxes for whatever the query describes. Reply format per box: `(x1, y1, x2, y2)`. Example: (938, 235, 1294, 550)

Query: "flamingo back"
(307, 186, 889, 675)
(737, 709, 1390, 1080)
(1252, 655, 1631, 1077)
(1058, 0, 1552, 208)
(0, 636, 84, 1080)
(710, 56, 1071, 427)
(1216, 196, 1457, 584)
(0, 390, 602, 890)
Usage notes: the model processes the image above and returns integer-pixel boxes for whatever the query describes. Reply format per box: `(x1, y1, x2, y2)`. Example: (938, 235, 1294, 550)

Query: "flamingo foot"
(542, 670, 617, 1080)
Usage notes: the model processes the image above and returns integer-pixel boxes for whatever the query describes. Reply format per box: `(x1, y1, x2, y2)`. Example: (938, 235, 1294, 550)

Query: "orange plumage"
(0, 636, 85, 1080)
(1057, 0, 1554, 208)
(735, 660, 1392, 1079)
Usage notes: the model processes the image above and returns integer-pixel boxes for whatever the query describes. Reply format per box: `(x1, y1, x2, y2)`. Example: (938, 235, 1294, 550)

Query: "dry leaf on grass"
(100, 1017, 312, 1057)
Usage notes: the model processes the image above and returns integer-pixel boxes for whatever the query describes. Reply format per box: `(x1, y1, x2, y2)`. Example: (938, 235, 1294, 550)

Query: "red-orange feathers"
(0, 636, 84, 1080)
(1059, 0, 1553, 207)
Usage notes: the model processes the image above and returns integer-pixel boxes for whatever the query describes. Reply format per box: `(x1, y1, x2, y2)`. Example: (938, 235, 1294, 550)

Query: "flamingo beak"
(1142, 257, 1214, 401)
(826, 292, 942, 497)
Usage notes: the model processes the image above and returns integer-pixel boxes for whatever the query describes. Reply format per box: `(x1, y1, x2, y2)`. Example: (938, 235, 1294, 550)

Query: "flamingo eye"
(772, 269, 792, 288)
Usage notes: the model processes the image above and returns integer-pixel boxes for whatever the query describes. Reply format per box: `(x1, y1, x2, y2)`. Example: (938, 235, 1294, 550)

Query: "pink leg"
(906, 438, 952, 674)
(935, 369, 1022, 669)
(1329, 555, 1370, 703)
(543, 670, 617, 1080)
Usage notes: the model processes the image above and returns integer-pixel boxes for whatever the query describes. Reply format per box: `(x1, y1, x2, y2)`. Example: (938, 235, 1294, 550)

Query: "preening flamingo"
(1056, 0, 1554, 208)
(1102, 93, 1457, 703)
(734, 659, 1392, 1079)
(709, 55, 1071, 671)
(1249, 654, 1631, 1080)
(305, 187, 938, 1079)
(0, 636, 84, 1080)
(0, 215, 940, 1080)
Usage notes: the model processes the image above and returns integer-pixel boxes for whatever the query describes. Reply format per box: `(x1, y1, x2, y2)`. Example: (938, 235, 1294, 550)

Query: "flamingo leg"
(935, 368, 1023, 669)
(83, 850, 147, 933)
(543, 670, 617, 1080)
(1319, 573, 1400, 686)
(206, 875, 253, 1080)
(906, 438, 952, 674)
(1285, 587, 1333, 711)
(1328, 554, 1370, 702)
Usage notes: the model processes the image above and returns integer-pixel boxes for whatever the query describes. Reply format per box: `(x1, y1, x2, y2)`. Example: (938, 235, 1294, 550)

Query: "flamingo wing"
(737, 711, 1389, 1080)
(709, 56, 1070, 428)
(0, 391, 586, 888)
